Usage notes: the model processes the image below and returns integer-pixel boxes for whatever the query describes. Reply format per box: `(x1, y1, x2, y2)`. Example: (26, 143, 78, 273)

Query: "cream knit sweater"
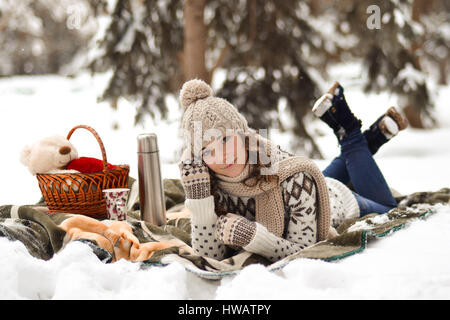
(185, 162, 359, 262)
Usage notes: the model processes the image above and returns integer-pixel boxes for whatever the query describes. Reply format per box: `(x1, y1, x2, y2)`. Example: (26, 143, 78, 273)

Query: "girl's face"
(202, 133, 247, 177)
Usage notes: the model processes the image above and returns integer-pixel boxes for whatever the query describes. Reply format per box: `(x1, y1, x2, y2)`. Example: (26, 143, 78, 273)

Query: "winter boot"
(364, 106, 409, 154)
(312, 81, 362, 141)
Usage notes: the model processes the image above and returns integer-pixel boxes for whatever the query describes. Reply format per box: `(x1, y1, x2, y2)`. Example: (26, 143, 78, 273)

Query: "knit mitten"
(186, 195, 227, 260)
(179, 150, 211, 200)
(215, 213, 309, 262)
(215, 213, 257, 247)
(245, 223, 306, 262)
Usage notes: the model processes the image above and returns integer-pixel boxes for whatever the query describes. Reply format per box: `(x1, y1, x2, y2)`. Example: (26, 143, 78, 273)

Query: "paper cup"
(102, 188, 130, 221)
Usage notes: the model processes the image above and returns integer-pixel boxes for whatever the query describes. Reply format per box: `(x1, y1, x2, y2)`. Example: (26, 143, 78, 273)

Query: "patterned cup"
(102, 188, 130, 221)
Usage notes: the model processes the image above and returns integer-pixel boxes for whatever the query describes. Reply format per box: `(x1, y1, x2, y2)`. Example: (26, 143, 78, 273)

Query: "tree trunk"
(412, 0, 435, 22)
(404, 104, 424, 129)
(439, 59, 448, 85)
(183, 0, 209, 83)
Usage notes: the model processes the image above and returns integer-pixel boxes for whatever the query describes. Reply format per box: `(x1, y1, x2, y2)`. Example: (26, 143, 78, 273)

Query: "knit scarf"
(215, 133, 331, 242)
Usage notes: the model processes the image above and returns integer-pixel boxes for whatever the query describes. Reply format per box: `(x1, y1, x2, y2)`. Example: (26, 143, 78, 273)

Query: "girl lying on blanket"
(178, 79, 408, 263)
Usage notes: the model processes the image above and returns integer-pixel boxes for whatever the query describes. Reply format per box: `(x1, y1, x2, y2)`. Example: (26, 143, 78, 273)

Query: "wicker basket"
(36, 125, 130, 219)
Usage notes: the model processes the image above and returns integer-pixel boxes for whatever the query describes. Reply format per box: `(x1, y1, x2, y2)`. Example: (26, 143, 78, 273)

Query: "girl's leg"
(363, 106, 409, 154)
(323, 105, 408, 185)
(352, 192, 395, 216)
(340, 129, 397, 209)
(322, 131, 397, 211)
(315, 83, 407, 183)
(322, 155, 350, 183)
(315, 82, 398, 213)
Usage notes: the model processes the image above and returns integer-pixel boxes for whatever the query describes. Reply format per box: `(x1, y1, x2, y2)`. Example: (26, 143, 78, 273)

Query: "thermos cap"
(137, 133, 159, 153)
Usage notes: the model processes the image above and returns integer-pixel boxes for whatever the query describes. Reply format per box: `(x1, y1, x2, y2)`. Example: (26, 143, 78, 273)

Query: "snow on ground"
(0, 64, 449, 299)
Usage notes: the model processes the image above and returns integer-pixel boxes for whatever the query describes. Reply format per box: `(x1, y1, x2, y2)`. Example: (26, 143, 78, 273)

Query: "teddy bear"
(20, 135, 80, 175)
(20, 134, 121, 200)
(20, 135, 117, 175)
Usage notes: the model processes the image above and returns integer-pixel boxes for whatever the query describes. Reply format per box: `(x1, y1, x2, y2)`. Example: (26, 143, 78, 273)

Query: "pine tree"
(0, 0, 104, 76)
(412, 0, 449, 86)
(330, 0, 448, 128)
(88, 0, 447, 154)
(89, 0, 354, 158)
(89, 0, 185, 123)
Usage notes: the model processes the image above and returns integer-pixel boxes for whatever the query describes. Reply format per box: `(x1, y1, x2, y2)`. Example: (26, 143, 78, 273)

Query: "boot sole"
(379, 117, 399, 138)
(386, 107, 408, 130)
(327, 81, 340, 95)
(312, 81, 341, 117)
(312, 93, 333, 117)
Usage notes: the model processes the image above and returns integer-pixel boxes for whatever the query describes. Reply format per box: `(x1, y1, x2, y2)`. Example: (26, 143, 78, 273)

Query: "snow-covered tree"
(0, 0, 105, 76)
(89, 0, 358, 158)
(411, 0, 449, 87)
(329, 0, 449, 128)
(89, 0, 448, 153)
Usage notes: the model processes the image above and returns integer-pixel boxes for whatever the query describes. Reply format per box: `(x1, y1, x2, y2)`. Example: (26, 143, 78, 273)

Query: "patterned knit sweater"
(185, 162, 359, 262)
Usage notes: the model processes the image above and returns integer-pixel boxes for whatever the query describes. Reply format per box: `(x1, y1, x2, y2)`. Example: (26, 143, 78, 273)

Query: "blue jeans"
(322, 130, 397, 216)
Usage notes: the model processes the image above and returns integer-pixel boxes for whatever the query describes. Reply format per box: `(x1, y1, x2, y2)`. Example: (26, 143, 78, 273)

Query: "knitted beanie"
(179, 79, 250, 151)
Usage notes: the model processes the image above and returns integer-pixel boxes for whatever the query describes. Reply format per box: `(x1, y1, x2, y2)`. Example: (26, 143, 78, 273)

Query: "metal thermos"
(137, 133, 166, 226)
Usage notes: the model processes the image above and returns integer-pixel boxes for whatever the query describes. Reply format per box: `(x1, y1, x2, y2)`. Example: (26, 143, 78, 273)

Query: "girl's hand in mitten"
(178, 149, 211, 200)
(215, 213, 256, 247)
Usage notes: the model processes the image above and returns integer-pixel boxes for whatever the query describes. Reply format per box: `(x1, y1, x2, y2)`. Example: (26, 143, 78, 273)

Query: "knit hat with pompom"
(179, 79, 250, 150)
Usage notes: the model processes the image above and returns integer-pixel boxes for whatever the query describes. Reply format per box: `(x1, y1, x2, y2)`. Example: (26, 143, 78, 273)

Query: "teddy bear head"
(20, 135, 79, 175)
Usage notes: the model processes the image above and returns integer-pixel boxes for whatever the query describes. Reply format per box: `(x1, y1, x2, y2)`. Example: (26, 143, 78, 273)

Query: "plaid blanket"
(1, 177, 449, 280)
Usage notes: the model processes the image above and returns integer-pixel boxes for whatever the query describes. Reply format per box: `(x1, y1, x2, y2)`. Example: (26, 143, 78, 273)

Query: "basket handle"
(66, 125, 109, 172)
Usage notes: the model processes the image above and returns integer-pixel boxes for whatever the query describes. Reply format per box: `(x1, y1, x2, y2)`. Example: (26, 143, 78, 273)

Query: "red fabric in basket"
(67, 157, 116, 174)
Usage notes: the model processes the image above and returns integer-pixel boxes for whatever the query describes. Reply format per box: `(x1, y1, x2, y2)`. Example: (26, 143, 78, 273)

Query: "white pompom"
(179, 79, 213, 109)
